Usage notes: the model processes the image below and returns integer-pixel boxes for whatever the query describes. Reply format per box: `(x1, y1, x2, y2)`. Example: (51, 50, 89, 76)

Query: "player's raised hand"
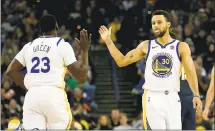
(75, 29, 91, 52)
(99, 25, 112, 42)
(193, 97, 202, 115)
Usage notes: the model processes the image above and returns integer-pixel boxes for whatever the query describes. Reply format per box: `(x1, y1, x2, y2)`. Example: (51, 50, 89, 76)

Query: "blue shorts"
(180, 95, 196, 130)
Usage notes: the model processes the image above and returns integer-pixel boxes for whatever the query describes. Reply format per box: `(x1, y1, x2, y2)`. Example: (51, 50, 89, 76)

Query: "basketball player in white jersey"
(99, 10, 202, 129)
(6, 14, 91, 129)
(203, 66, 214, 120)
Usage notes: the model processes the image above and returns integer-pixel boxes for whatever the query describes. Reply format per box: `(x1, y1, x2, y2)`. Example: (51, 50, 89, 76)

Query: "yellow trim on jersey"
(64, 91, 72, 130)
(143, 89, 148, 130)
(178, 64, 183, 88)
(60, 69, 67, 89)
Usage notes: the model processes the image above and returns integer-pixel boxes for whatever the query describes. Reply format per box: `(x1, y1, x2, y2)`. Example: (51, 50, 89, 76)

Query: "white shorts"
(142, 89, 181, 130)
(22, 86, 72, 130)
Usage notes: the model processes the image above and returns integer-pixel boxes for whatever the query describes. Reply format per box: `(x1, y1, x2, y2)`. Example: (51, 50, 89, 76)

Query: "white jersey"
(15, 36, 77, 90)
(143, 39, 181, 92)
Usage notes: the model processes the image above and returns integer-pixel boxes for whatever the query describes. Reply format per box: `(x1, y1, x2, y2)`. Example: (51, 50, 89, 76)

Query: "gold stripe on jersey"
(64, 91, 72, 130)
(142, 89, 148, 130)
(60, 69, 67, 89)
(178, 64, 183, 88)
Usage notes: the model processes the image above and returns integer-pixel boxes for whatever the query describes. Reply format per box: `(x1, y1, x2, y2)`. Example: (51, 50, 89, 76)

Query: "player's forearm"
(6, 71, 26, 90)
(80, 51, 89, 75)
(185, 65, 200, 96)
(82, 51, 88, 68)
(104, 37, 125, 67)
(205, 86, 214, 109)
(205, 70, 214, 109)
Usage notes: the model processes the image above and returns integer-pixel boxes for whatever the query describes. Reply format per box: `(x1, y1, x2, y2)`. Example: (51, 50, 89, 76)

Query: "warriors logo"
(152, 52, 173, 78)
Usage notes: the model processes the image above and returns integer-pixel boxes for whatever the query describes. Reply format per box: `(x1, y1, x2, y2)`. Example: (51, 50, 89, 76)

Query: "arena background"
(1, 0, 214, 130)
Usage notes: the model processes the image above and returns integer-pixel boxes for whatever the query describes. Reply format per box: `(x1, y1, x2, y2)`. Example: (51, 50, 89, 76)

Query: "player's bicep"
(6, 59, 25, 75)
(15, 44, 28, 67)
(123, 41, 147, 65)
(66, 61, 86, 80)
(179, 42, 195, 74)
(124, 48, 144, 65)
(209, 67, 214, 88)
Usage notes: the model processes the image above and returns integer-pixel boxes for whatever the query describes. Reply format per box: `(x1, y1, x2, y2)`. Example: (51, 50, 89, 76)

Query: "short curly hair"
(39, 14, 58, 33)
(152, 10, 171, 22)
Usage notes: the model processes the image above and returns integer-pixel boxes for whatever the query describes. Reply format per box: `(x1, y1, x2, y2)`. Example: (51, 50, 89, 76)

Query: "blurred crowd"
(1, 0, 215, 130)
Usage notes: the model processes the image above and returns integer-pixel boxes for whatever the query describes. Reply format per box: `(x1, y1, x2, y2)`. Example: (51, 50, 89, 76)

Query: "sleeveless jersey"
(15, 36, 77, 90)
(143, 39, 181, 92)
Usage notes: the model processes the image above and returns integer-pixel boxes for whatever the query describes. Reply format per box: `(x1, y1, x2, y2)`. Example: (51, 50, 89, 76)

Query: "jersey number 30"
(30, 57, 50, 73)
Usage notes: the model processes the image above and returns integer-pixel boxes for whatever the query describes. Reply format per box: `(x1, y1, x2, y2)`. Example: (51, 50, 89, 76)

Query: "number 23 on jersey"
(30, 56, 50, 73)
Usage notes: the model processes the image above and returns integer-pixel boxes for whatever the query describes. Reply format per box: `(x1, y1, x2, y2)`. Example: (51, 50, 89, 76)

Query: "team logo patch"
(170, 45, 174, 49)
(152, 52, 173, 78)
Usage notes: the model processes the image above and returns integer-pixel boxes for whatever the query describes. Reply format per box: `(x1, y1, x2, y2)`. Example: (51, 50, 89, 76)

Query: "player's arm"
(204, 67, 214, 110)
(61, 30, 90, 82)
(179, 42, 199, 96)
(179, 42, 202, 111)
(6, 45, 28, 90)
(67, 60, 88, 82)
(99, 25, 147, 67)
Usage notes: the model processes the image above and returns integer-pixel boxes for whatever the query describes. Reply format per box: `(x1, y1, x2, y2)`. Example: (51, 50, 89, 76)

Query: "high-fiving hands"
(99, 25, 112, 42)
(75, 29, 91, 52)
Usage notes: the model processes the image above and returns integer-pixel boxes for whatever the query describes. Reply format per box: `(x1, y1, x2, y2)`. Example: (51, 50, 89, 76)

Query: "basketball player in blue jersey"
(179, 67, 197, 130)
(99, 10, 202, 129)
(6, 14, 91, 129)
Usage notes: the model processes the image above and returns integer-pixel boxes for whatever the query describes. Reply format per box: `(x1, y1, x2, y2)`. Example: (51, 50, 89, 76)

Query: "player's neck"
(157, 32, 173, 45)
(42, 31, 57, 37)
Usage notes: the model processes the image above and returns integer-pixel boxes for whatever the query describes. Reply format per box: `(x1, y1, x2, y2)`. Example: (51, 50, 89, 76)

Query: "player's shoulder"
(21, 42, 32, 50)
(178, 41, 189, 46)
(55, 37, 66, 46)
(57, 39, 72, 48)
(140, 40, 150, 45)
(57, 39, 74, 55)
(136, 40, 150, 56)
(137, 40, 149, 48)
(178, 41, 190, 54)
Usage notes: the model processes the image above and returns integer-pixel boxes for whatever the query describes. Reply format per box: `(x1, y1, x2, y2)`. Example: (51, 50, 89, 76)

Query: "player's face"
(151, 15, 170, 38)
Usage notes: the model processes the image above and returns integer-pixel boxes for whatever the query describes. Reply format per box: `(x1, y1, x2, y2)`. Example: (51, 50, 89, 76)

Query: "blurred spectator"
(184, 37, 196, 58)
(194, 55, 209, 99)
(110, 108, 121, 127)
(132, 112, 143, 129)
(114, 113, 133, 130)
(96, 115, 112, 130)
(70, 119, 83, 130)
